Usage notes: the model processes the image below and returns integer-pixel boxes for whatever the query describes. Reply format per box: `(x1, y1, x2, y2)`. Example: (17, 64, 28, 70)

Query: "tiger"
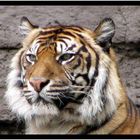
(5, 16, 140, 134)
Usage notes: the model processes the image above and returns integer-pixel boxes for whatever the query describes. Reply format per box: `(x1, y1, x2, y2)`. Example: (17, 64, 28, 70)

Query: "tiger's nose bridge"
(29, 77, 50, 92)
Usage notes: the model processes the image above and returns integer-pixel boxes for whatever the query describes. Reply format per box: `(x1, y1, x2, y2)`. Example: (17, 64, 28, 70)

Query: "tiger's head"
(5, 17, 124, 127)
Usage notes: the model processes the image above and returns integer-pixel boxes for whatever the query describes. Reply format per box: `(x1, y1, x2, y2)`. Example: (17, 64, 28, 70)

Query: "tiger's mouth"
(23, 85, 84, 110)
(43, 93, 82, 110)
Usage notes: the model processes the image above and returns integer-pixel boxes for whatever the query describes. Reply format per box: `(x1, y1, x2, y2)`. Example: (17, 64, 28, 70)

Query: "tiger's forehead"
(26, 25, 96, 56)
(55, 38, 79, 54)
(28, 33, 83, 55)
(29, 40, 79, 56)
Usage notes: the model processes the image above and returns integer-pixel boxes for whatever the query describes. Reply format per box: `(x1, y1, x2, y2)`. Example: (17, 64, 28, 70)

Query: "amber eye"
(59, 53, 74, 62)
(26, 54, 36, 63)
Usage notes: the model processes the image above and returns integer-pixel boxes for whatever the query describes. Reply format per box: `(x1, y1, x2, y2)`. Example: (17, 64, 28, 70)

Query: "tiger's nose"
(29, 78, 50, 92)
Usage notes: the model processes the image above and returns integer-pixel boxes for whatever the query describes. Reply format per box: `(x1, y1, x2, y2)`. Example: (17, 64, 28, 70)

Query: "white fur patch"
(88, 66, 95, 79)
(5, 50, 59, 123)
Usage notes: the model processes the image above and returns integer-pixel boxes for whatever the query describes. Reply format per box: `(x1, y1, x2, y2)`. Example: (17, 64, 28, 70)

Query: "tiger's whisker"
(70, 85, 92, 88)
(23, 90, 32, 92)
(59, 93, 75, 100)
(57, 95, 64, 105)
(70, 91, 86, 94)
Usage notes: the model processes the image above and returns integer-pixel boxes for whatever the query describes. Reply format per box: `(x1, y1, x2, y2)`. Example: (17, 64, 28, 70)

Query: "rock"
(0, 6, 140, 48)
(114, 44, 140, 105)
(0, 49, 18, 88)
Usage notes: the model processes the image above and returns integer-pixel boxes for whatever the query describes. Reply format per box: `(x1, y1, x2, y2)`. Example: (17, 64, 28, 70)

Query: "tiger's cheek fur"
(64, 49, 97, 88)
(5, 49, 60, 123)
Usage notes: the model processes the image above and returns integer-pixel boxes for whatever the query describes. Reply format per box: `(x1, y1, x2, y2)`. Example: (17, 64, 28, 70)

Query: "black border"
(1, 134, 140, 139)
(0, 1, 139, 5)
(0, 0, 140, 139)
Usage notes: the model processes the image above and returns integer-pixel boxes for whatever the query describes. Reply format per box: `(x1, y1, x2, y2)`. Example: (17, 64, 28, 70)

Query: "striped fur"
(5, 17, 140, 134)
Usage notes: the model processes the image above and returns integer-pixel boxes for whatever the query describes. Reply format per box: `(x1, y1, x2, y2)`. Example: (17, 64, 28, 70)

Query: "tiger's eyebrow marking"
(57, 39, 68, 47)
(67, 44, 76, 51)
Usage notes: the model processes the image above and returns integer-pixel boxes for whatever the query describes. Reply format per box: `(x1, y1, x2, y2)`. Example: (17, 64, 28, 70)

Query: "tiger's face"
(6, 17, 120, 126)
(21, 27, 98, 109)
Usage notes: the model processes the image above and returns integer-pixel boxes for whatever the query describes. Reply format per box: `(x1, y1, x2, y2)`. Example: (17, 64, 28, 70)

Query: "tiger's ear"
(94, 18, 115, 52)
(19, 17, 39, 36)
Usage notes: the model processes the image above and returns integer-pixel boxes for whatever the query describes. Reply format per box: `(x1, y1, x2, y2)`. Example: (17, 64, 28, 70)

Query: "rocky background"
(0, 6, 139, 134)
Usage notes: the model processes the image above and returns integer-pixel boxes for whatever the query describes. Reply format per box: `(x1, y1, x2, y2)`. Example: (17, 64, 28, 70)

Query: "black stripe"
(72, 58, 81, 69)
(54, 42, 57, 53)
(37, 35, 55, 41)
(66, 26, 84, 32)
(38, 42, 47, 47)
(79, 115, 112, 134)
(76, 74, 90, 86)
(57, 36, 71, 40)
(129, 99, 137, 130)
(39, 29, 59, 35)
(110, 103, 129, 134)
(60, 44, 63, 52)
(40, 28, 64, 37)
(55, 28, 63, 34)
(67, 44, 76, 51)
(86, 54, 91, 72)
(76, 44, 88, 54)
(100, 69, 110, 105)
(68, 31, 95, 55)
(52, 93, 81, 110)
(74, 43, 92, 79)
(77, 33, 84, 39)
(40, 31, 51, 35)
(76, 33, 96, 53)
(76, 93, 87, 101)
(46, 89, 68, 93)
(128, 98, 133, 119)
(62, 31, 77, 38)
(89, 51, 99, 89)
(57, 39, 68, 47)
(15, 80, 23, 88)
(51, 84, 67, 87)
(133, 103, 137, 129)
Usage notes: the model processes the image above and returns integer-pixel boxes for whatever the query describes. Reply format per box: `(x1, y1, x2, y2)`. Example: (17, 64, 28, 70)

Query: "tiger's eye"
(26, 54, 36, 62)
(59, 53, 74, 61)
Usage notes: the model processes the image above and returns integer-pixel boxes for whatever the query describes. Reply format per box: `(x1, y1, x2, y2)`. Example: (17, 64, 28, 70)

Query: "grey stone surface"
(0, 6, 140, 49)
(0, 49, 18, 88)
(0, 88, 15, 121)
(114, 44, 140, 105)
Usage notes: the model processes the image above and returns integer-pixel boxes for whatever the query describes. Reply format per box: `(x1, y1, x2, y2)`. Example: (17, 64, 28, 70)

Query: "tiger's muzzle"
(24, 76, 83, 109)
(29, 77, 50, 93)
